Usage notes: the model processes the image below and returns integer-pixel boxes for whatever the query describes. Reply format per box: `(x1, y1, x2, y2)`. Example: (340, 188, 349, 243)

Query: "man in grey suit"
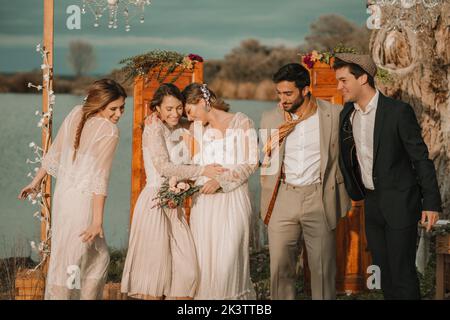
(260, 63, 350, 299)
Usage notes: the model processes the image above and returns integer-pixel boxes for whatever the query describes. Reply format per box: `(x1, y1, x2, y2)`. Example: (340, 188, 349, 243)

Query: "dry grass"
(0, 240, 438, 300)
(0, 238, 37, 300)
(254, 80, 277, 101)
(210, 78, 276, 101)
(249, 247, 437, 300)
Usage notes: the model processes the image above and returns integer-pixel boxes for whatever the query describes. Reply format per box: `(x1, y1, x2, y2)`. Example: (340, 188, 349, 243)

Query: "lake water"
(0, 93, 275, 258)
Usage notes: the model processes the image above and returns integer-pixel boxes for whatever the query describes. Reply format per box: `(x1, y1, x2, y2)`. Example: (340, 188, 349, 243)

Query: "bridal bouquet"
(152, 177, 201, 209)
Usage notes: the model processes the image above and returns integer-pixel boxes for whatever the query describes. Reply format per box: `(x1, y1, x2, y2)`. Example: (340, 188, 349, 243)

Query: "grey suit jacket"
(259, 98, 351, 230)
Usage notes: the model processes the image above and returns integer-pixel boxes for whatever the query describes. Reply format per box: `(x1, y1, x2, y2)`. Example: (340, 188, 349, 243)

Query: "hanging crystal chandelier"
(368, 0, 443, 33)
(81, 0, 152, 32)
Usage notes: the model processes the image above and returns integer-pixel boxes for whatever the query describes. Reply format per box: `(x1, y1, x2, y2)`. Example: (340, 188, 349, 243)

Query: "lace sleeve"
(143, 121, 204, 180)
(41, 106, 81, 177)
(41, 142, 61, 178)
(215, 114, 259, 192)
(88, 133, 119, 196)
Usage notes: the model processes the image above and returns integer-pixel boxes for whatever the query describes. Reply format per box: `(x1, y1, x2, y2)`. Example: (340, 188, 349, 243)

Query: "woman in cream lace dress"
(18, 79, 127, 299)
(182, 83, 258, 300)
(120, 84, 225, 299)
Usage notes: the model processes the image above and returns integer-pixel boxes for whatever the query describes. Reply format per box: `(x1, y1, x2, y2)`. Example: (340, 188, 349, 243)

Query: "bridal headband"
(200, 83, 211, 111)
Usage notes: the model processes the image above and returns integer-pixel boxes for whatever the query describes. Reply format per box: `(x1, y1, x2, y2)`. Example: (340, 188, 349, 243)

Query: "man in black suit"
(333, 53, 441, 299)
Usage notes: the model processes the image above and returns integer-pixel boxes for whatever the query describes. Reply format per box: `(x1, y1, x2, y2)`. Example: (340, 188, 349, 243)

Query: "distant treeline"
(0, 14, 370, 101)
(0, 69, 133, 96)
(205, 14, 370, 100)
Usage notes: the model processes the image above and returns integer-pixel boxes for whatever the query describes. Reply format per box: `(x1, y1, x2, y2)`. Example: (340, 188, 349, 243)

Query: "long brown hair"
(73, 79, 127, 161)
(182, 83, 230, 112)
(140, 83, 185, 130)
(150, 83, 185, 111)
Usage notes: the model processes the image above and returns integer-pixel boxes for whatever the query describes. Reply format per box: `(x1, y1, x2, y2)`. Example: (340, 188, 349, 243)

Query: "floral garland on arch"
(119, 50, 203, 84)
(300, 44, 392, 84)
(25, 43, 55, 273)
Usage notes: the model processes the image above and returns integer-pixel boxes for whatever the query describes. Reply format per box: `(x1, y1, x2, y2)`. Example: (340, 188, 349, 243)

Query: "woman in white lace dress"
(120, 84, 225, 300)
(182, 83, 258, 299)
(18, 79, 127, 299)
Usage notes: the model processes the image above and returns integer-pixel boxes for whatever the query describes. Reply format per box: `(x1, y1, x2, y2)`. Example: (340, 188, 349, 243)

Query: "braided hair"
(73, 79, 127, 161)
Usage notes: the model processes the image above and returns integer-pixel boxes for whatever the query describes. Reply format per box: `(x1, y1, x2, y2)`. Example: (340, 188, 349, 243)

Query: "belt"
(281, 180, 321, 192)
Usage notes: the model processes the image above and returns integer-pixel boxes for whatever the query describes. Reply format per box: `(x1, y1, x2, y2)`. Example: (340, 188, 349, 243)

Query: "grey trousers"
(268, 182, 336, 300)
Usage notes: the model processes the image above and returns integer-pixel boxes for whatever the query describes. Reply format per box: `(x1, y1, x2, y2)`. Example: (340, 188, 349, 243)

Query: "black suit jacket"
(339, 93, 442, 228)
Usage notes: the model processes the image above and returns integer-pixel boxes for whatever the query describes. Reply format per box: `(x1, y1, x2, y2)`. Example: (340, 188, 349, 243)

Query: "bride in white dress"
(182, 83, 258, 300)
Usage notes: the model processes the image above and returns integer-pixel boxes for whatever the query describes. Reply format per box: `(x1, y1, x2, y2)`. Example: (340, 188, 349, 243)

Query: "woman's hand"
(202, 164, 228, 179)
(79, 224, 104, 243)
(200, 179, 221, 194)
(144, 112, 161, 126)
(18, 167, 47, 200)
(18, 182, 39, 200)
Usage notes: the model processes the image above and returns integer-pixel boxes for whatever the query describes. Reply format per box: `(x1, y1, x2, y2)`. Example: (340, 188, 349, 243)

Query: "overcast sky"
(0, 0, 369, 75)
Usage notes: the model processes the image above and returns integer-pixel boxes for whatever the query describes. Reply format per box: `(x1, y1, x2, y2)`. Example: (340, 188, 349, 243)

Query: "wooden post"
(130, 76, 146, 224)
(435, 234, 450, 300)
(41, 0, 54, 266)
(436, 253, 444, 299)
(15, 0, 54, 300)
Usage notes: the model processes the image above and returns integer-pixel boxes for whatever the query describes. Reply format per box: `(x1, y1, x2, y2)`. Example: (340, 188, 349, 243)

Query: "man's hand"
(421, 211, 439, 232)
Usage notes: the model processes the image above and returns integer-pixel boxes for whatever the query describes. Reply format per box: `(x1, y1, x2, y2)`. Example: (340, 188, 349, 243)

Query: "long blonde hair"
(73, 79, 127, 161)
